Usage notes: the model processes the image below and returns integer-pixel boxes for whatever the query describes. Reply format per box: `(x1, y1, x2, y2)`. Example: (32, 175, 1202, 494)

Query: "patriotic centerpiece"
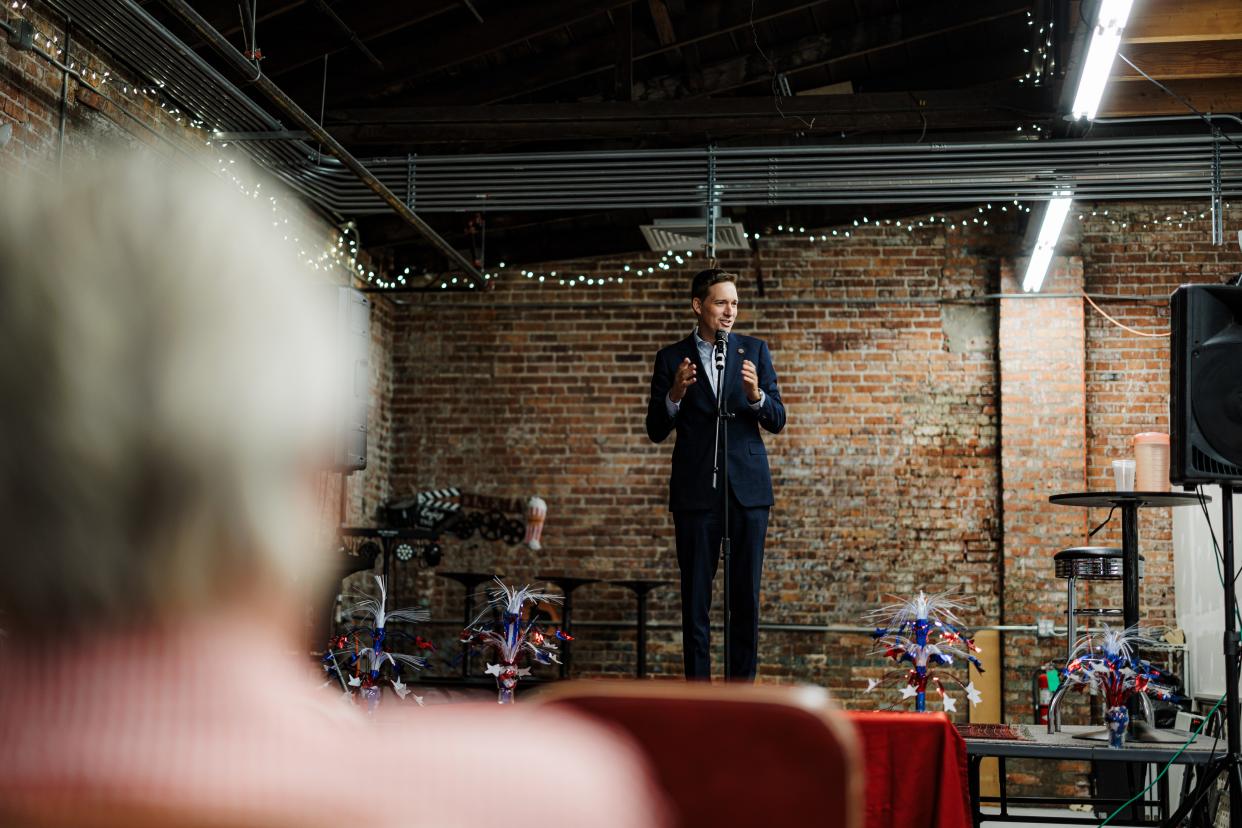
(1061, 625, 1179, 747)
(865, 590, 984, 714)
(460, 578, 572, 704)
(323, 575, 434, 711)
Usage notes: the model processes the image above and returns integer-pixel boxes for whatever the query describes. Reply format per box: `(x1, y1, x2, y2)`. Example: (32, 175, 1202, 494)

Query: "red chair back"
(540, 682, 862, 828)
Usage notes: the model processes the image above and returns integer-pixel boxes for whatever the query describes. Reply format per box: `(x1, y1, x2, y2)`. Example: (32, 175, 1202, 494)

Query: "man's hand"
(669, 358, 697, 403)
(741, 359, 761, 403)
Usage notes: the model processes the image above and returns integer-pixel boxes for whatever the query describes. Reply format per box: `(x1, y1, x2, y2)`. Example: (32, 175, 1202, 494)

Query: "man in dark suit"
(645, 268, 786, 680)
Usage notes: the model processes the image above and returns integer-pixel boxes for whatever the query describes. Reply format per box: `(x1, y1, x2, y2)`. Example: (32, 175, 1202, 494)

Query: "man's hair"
(690, 268, 737, 303)
(0, 154, 339, 632)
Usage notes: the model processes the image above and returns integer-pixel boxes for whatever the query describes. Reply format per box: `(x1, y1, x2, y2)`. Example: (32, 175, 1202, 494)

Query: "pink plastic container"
(1133, 432, 1170, 492)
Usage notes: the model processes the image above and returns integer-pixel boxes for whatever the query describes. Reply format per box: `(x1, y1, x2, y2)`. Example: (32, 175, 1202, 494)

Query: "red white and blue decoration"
(322, 575, 434, 711)
(460, 578, 572, 704)
(866, 590, 984, 714)
(1061, 625, 1179, 748)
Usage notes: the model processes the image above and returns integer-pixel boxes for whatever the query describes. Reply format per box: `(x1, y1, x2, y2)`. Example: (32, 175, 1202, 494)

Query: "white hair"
(0, 155, 340, 630)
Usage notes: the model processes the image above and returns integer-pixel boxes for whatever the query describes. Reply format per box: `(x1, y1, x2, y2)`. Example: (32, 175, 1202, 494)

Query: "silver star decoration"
(866, 678, 880, 693)
(942, 694, 958, 713)
(965, 682, 983, 706)
(900, 684, 919, 699)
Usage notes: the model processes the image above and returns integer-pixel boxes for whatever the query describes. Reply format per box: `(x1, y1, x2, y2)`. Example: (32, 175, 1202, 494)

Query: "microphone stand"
(711, 330, 735, 680)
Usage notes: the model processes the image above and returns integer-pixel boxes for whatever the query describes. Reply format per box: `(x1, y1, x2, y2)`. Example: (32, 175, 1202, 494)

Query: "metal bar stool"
(1048, 547, 1151, 733)
(1054, 546, 1144, 662)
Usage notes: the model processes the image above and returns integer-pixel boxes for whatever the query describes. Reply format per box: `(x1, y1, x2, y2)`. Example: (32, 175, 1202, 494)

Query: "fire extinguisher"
(1036, 671, 1051, 724)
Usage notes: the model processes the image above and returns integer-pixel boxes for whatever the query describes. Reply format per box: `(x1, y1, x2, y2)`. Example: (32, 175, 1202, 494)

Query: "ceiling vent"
(639, 217, 751, 253)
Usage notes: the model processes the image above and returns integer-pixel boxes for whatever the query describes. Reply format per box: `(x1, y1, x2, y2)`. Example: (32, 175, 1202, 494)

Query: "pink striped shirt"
(0, 612, 667, 827)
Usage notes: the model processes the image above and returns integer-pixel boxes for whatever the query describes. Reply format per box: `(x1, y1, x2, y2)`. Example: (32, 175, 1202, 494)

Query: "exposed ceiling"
(90, 1, 1242, 272)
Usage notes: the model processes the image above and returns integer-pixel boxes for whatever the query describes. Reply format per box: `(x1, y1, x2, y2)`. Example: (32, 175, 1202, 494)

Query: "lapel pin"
(737, 348, 745, 355)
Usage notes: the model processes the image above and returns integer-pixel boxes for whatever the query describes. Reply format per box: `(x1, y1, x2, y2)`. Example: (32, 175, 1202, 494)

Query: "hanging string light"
(411, 199, 1238, 292)
(1017, 10, 1054, 87)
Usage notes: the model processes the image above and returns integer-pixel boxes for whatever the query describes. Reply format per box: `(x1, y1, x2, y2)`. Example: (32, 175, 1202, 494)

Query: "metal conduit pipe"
(314, 137, 1241, 170)
(400, 156, 1222, 179)
(314, 189, 1242, 214)
(40, 0, 313, 181)
(153, 0, 482, 279)
(56, 19, 70, 173)
(48, 1, 290, 136)
(43, 0, 360, 213)
(294, 140, 1241, 213)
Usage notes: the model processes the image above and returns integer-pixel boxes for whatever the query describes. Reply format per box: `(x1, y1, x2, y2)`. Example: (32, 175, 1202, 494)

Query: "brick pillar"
(998, 257, 1088, 723)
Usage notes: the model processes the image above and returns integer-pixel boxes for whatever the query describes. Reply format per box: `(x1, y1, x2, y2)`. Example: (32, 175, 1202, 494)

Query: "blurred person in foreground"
(0, 156, 666, 828)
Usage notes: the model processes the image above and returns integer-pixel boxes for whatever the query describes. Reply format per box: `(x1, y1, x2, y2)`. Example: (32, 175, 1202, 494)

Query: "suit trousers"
(673, 491, 769, 681)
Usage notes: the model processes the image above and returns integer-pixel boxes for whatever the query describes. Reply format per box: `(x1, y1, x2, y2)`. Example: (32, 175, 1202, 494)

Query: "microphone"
(714, 328, 727, 371)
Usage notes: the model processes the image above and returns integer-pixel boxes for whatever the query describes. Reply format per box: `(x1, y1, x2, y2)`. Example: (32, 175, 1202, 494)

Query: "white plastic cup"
(1112, 459, 1135, 491)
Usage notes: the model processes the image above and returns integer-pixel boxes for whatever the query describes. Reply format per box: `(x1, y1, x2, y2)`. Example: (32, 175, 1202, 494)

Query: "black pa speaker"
(334, 287, 370, 472)
(1170, 284, 1242, 485)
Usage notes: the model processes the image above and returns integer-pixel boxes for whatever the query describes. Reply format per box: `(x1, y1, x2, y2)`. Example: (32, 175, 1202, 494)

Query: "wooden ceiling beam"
(187, 1, 306, 46)
(264, 1, 463, 78)
(350, 0, 638, 103)
(1114, 41, 1242, 81)
(646, 0, 694, 79)
(325, 86, 1056, 144)
(637, 0, 1031, 101)
(401, 0, 1030, 106)
(391, 0, 848, 106)
(1098, 76, 1242, 116)
(1123, 0, 1242, 44)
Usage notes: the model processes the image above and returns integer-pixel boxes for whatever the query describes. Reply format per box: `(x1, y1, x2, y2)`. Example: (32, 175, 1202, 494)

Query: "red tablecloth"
(845, 711, 972, 828)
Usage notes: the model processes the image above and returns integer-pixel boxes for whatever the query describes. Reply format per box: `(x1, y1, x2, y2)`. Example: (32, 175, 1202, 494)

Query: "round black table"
(536, 575, 599, 679)
(1048, 491, 1206, 634)
(611, 579, 674, 678)
(438, 571, 504, 679)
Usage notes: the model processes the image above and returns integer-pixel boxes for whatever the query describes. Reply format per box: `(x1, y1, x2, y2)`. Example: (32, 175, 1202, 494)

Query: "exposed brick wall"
(997, 256, 1091, 796)
(389, 216, 1012, 700)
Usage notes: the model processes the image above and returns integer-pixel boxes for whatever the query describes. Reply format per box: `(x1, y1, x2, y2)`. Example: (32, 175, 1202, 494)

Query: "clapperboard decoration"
(385, 489, 530, 546)
(382, 488, 461, 533)
(413, 487, 461, 532)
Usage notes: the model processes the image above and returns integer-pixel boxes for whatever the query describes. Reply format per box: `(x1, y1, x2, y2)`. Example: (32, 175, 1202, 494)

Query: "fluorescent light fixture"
(1071, 0, 1134, 120)
(1023, 196, 1074, 292)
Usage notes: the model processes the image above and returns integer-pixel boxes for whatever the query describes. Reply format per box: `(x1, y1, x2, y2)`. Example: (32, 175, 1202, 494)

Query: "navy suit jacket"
(646, 332, 786, 511)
